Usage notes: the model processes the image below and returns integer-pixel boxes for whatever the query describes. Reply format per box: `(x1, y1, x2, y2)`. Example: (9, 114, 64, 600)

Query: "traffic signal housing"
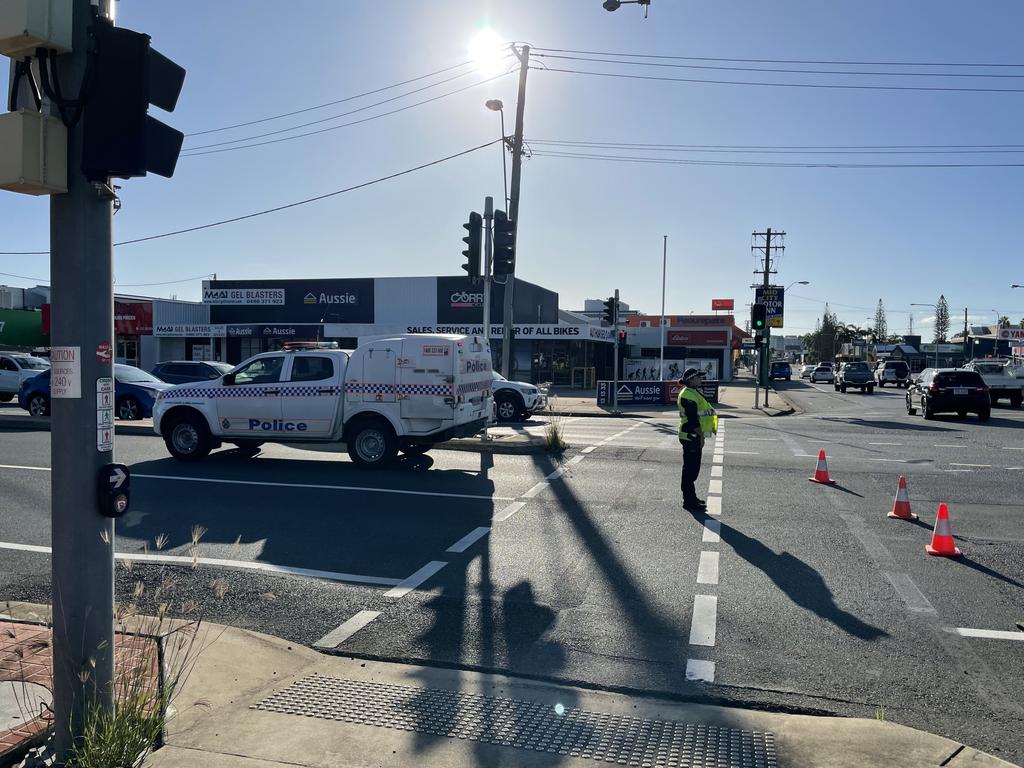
(461, 211, 482, 279)
(751, 303, 767, 331)
(602, 296, 617, 326)
(82, 20, 186, 181)
(492, 209, 516, 276)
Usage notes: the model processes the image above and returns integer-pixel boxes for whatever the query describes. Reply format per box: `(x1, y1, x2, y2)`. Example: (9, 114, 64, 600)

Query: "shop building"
(618, 314, 748, 382)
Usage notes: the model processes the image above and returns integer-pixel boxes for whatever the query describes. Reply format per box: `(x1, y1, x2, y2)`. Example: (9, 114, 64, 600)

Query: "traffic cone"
(887, 476, 918, 520)
(808, 449, 836, 485)
(926, 503, 961, 557)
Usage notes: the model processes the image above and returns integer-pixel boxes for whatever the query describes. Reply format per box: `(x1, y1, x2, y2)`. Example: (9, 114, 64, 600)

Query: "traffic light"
(492, 209, 516, 276)
(751, 303, 767, 331)
(602, 297, 617, 326)
(461, 211, 482, 279)
(82, 20, 186, 181)
(617, 330, 627, 348)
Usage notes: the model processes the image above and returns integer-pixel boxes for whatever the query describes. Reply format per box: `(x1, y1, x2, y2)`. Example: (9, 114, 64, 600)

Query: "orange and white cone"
(887, 476, 918, 520)
(808, 449, 836, 485)
(926, 503, 961, 557)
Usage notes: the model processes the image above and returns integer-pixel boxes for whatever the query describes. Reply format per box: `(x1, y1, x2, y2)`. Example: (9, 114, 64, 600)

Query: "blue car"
(19, 364, 172, 420)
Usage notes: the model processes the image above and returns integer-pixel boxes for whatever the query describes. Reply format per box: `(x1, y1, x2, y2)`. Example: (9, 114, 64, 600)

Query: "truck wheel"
(164, 413, 212, 462)
(0, 393, 13, 403)
(347, 417, 398, 468)
(27, 394, 50, 417)
(231, 440, 263, 457)
(1011, 393, 1022, 408)
(495, 393, 524, 422)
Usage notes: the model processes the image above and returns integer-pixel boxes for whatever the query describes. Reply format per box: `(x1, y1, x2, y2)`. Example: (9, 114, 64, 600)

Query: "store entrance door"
(116, 337, 138, 367)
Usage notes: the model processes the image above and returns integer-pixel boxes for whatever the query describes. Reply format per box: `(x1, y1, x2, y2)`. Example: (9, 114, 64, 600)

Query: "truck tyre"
(27, 394, 49, 417)
(164, 413, 212, 462)
(117, 395, 142, 421)
(1011, 393, 1022, 408)
(495, 392, 524, 422)
(0, 393, 13, 402)
(231, 440, 263, 457)
(347, 417, 398, 468)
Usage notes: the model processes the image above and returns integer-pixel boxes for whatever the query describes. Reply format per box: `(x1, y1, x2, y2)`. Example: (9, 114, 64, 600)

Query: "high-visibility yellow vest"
(677, 386, 717, 441)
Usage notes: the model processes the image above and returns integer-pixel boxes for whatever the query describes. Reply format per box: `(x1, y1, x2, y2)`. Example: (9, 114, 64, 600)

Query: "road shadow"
(951, 554, 1024, 590)
(825, 483, 864, 498)
(819, 418, 958, 433)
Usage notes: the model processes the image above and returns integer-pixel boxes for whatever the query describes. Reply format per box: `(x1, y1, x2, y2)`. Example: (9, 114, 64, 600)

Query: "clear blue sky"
(3, 0, 1024, 335)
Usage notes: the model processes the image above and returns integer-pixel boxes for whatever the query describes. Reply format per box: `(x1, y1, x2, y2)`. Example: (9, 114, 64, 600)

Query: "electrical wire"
(531, 139, 1024, 151)
(117, 274, 216, 287)
(0, 270, 48, 283)
(180, 72, 513, 158)
(530, 46, 1024, 69)
(185, 58, 484, 137)
(532, 65, 1024, 94)
(529, 140, 1024, 155)
(532, 52, 1024, 79)
(0, 139, 502, 255)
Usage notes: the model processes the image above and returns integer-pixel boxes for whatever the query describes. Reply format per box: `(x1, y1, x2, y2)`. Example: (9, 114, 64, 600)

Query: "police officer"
(677, 367, 718, 510)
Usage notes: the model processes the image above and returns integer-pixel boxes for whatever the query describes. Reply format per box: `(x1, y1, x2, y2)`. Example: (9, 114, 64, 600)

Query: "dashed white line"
(724, 450, 759, 455)
(314, 610, 381, 649)
(384, 561, 447, 599)
(696, 551, 720, 585)
(494, 501, 526, 522)
(0, 464, 49, 472)
(710, 465, 723, 478)
(546, 467, 566, 480)
(684, 659, 715, 682)
(521, 482, 548, 499)
(934, 444, 963, 448)
(882, 571, 937, 614)
(708, 479, 722, 495)
(688, 595, 717, 646)
(581, 446, 596, 454)
(747, 438, 778, 442)
(950, 463, 991, 468)
(868, 442, 902, 446)
(705, 497, 721, 516)
(953, 628, 1024, 642)
(446, 527, 490, 553)
(1002, 447, 1024, 451)
(701, 518, 721, 542)
(567, 455, 585, 465)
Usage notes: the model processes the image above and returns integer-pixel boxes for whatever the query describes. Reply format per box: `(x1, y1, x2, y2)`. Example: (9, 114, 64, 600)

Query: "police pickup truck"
(152, 335, 493, 468)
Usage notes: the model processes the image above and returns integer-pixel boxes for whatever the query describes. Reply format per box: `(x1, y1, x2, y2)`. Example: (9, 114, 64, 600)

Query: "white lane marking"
(867, 458, 906, 463)
(132, 473, 512, 502)
(806, 440, 830, 443)
(950, 463, 991, 468)
(943, 469, 973, 473)
(712, 455, 723, 465)
(933, 444, 963, 448)
(868, 442, 903, 446)
(1002, 447, 1024, 451)
(688, 595, 717, 646)
(567, 455, 585, 465)
(1005, 467, 1024, 471)
(521, 482, 547, 499)
(724, 450, 759, 455)
(0, 541, 402, 586)
(446, 527, 490, 553)
(494, 501, 526, 522)
(696, 551, 719, 585)
(581, 446, 596, 454)
(747, 438, 778, 441)
(314, 610, 381, 649)
(384, 561, 447, 599)
(0, 464, 50, 472)
(684, 659, 715, 682)
(953, 628, 1024, 642)
(708, 479, 722, 495)
(705, 497, 721, 516)
(882, 571, 937, 614)
(546, 467, 566, 480)
(710, 465, 723, 478)
(702, 519, 721, 542)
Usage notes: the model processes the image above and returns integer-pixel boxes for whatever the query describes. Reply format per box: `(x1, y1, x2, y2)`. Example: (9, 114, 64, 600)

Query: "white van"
(152, 334, 493, 468)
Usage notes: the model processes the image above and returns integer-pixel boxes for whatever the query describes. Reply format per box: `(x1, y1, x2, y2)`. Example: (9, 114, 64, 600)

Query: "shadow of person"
(719, 523, 889, 641)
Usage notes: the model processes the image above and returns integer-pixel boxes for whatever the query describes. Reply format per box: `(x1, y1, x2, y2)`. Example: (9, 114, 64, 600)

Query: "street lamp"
(785, 280, 810, 292)
(485, 99, 509, 210)
(603, 0, 651, 16)
(1011, 284, 1023, 289)
(911, 303, 939, 368)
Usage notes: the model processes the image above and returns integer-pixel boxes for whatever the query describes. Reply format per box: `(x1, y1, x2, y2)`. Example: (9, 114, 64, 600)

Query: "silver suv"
(874, 360, 910, 388)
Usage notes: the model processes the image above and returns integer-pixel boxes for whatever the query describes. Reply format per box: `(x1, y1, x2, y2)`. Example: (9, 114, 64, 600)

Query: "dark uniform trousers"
(680, 438, 703, 502)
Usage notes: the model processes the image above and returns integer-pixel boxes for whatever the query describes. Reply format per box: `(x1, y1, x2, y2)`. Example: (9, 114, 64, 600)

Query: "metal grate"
(254, 675, 778, 767)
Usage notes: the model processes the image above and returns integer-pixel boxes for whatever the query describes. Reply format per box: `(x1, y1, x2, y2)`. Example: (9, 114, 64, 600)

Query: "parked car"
(810, 365, 834, 383)
(835, 361, 874, 393)
(874, 360, 910, 388)
(0, 353, 50, 402)
(768, 361, 792, 381)
(18, 364, 173, 419)
(151, 360, 234, 384)
(906, 368, 990, 421)
(492, 371, 546, 422)
(961, 360, 1024, 407)
(800, 364, 815, 379)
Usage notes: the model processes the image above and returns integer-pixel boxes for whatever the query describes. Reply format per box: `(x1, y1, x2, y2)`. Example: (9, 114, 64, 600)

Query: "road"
(1, 383, 1022, 764)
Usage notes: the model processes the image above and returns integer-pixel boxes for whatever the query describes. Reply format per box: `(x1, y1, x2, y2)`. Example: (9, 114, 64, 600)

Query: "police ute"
(152, 335, 493, 468)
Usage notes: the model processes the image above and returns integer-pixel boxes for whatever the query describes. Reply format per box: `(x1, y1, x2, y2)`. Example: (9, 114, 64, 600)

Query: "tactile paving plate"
(254, 675, 778, 767)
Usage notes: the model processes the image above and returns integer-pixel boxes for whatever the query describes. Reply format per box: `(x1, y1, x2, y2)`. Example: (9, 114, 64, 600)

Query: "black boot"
(683, 497, 707, 511)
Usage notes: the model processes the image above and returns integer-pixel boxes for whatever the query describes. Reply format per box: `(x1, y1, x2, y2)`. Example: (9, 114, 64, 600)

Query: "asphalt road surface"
(1, 382, 1022, 763)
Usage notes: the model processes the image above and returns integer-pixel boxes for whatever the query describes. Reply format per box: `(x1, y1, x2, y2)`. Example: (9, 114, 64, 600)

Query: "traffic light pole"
(501, 44, 529, 378)
(612, 288, 620, 413)
(50, 0, 116, 759)
(483, 196, 493, 345)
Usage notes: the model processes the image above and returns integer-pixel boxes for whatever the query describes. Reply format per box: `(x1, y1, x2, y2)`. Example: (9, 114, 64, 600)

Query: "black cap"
(681, 367, 703, 383)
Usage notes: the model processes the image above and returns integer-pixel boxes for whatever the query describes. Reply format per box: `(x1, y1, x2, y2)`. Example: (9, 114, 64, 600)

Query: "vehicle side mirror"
(223, 373, 236, 386)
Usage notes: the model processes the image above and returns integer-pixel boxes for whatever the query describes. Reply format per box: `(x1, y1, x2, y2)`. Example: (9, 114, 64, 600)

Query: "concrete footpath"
(1, 604, 1014, 768)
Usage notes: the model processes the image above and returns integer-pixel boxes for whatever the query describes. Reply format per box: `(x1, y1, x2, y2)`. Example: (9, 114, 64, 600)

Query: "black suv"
(769, 361, 792, 381)
(151, 360, 234, 384)
(906, 369, 990, 421)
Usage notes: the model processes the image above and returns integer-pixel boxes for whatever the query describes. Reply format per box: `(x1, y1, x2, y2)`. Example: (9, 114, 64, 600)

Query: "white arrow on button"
(109, 467, 127, 489)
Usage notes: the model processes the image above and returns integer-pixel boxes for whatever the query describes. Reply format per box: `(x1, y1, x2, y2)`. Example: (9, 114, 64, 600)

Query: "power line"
(0, 270, 48, 282)
(181, 72, 513, 158)
(0, 139, 501, 255)
(185, 58, 480, 137)
(531, 46, 1024, 69)
(533, 52, 1024, 79)
(117, 274, 215, 287)
(532, 65, 1024, 94)
(529, 139, 1024, 155)
(530, 148, 1024, 168)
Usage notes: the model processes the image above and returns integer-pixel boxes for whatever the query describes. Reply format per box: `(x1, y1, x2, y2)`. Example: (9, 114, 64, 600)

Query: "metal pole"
(482, 196, 493, 441)
(659, 235, 667, 381)
(50, 0, 115, 759)
(754, 343, 760, 408)
(761, 228, 772, 390)
(613, 288, 619, 413)
(499, 111, 509, 210)
(501, 44, 529, 379)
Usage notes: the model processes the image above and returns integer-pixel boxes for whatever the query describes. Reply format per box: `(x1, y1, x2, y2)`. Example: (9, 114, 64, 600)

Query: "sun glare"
(468, 28, 507, 77)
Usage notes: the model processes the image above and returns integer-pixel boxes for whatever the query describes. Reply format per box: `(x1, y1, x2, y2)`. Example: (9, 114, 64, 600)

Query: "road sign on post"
(755, 285, 785, 328)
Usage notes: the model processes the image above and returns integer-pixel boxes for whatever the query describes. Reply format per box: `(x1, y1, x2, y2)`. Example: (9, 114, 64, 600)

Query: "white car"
(153, 335, 493, 468)
(810, 365, 835, 383)
(0, 353, 50, 402)
(492, 371, 546, 421)
(800, 364, 815, 379)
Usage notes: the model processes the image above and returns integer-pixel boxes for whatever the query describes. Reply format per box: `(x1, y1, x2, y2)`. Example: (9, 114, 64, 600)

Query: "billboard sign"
(997, 328, 1024, 340)
(666, 330, 728, 346)
(755, 285, 785, 328)
(114, 302, 153, 335)
(711, 298, 734, 311)
(206, 279, 374, 324)
(202, 287, 285, 305)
